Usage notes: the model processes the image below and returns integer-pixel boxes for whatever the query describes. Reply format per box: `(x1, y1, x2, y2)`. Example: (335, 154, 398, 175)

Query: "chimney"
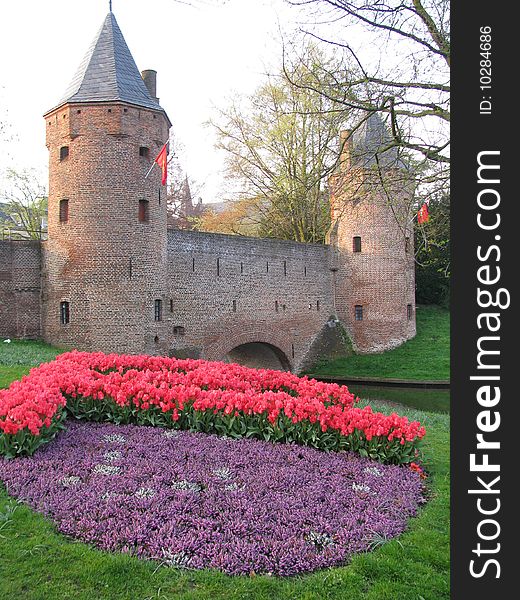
(141, 69, 159, 103)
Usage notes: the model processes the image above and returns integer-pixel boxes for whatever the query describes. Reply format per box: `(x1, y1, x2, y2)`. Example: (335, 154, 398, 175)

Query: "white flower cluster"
(93, 464, 121, 475)
(170, 479, 202, 493)
(102, 433, 126, 444)
(135, 487, 155, 499)
(363, 466, 383, 477)
(352, 482, 371, 493)
(60, 476, 81, 487)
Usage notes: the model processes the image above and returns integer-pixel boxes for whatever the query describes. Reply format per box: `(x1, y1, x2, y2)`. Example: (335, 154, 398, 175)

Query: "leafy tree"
(414, 193, 450, 306)
(0, 169, 47, 240)
(211, 44, 349, 243)
(285, 0, 450, 197)
(191, 198, 260, 237)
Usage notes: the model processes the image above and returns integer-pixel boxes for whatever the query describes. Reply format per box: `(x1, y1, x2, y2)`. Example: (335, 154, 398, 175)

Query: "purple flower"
(0, 421, 425, 576)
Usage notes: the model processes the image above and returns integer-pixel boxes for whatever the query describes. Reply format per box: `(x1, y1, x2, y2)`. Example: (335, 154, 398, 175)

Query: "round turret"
(41, 12, 171, 355)
(329, 115, 416, 352)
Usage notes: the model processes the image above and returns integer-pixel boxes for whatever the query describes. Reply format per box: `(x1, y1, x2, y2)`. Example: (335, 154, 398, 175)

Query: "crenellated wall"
(165, 229, 345, 372)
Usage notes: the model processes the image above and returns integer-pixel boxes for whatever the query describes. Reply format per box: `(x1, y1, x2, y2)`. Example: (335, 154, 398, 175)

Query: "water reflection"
(348, 385, 449, 414)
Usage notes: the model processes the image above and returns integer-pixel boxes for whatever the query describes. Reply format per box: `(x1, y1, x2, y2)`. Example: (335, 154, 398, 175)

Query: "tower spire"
(109, 0, 113, 13)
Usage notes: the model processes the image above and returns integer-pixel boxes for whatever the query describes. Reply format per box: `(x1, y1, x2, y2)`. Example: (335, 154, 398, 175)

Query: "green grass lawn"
(0, 355, 449, 599)
(309, 305, 450, 381)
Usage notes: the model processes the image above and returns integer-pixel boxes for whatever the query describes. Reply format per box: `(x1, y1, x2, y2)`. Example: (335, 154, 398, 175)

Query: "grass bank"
(310, 305, 450, 382)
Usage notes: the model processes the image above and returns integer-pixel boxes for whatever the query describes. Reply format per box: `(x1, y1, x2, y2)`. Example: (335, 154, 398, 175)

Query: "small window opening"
(232, 300, 237, 312)
(173, 326, 185, 336)
(217, 258, 220, 277)
(60, 146, 69, 161)
(291, 343, 295, 358)
(138, 199, 149, 222)
(407, 304, 413, 320)
(170, 299, 174, 313)
(139, 146, 149, 158)
(275, 300, 279, 313)
(59, 199, 69, 223)
(304, 266, 307, 277)
(192, 257, 195, 272)
(158, 188, 161, 205)
(317, 300, 320, 311)
(282, 304, 286, 311)
(60, 301, 70, 325)
(355, 305, 363, 321)
(240, 262, 243, 274)
(108, 108, 112, 113)
(129, 257, 133, 279)
(283, 261, 287, 276)
(154, 335, 159, 344)
(123, 108, 128, 113)
(266, 261, 269, 273)
(353, 236, 362, 253)
(77, 109, 81, 114)
(154, 299, 163, 322)
(405, 237, 411, 253)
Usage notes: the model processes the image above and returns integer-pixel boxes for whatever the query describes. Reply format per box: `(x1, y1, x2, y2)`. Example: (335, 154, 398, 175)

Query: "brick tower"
(328, 114, 416, 352)
(42, 11, 171, 354)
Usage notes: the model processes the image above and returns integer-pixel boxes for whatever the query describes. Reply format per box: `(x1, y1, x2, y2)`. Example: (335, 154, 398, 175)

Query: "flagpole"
(144, 139, 170, 180)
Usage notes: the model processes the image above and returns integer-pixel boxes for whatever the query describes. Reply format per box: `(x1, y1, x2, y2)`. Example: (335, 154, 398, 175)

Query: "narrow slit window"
(405, 237, 411, 253)
(170, 299, 174, 313)
(232, 300, 237, 312)
(60, 301, 70, 325)
(60, 146, 69, 161)
(354, 305, 363, 321)
(217, 258, 220, 276)
(353, 236, 362, 253)
(407, 304, 413, 320)
(154, 299, 163, 322)
(283, 261, 287, 276)
(138, 199, 149, 222)
(275, 300, 279, 312)
(59, 199, 69, 223)
(317, 300, 320, 311)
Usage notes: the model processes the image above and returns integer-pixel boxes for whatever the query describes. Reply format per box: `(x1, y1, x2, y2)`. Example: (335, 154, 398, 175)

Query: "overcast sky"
(0, 0, 312, 202)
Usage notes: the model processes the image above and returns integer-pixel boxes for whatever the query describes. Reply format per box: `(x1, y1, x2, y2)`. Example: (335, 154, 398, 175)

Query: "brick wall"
(0, 240, 41, 339)
(329, 167, 416, 352)
(42, 102, 170, 354)
(166, 229, 340, 371)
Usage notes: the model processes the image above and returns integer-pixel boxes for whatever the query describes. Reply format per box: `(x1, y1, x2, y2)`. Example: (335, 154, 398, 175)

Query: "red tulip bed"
(0, 351, 425, 463)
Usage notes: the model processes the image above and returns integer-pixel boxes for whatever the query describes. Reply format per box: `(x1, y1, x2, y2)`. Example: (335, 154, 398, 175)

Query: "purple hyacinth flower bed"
(0, 421, 426, 576)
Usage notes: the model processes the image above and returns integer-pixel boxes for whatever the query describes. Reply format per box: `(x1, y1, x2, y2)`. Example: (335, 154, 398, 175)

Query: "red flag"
(417, 202, 429, 224)
(154, 143, 168, 186)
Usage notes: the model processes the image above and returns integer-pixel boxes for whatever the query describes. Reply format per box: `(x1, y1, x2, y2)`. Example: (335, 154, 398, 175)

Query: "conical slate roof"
(351, 113, 407, 169)
(46, 12, 165, 114)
